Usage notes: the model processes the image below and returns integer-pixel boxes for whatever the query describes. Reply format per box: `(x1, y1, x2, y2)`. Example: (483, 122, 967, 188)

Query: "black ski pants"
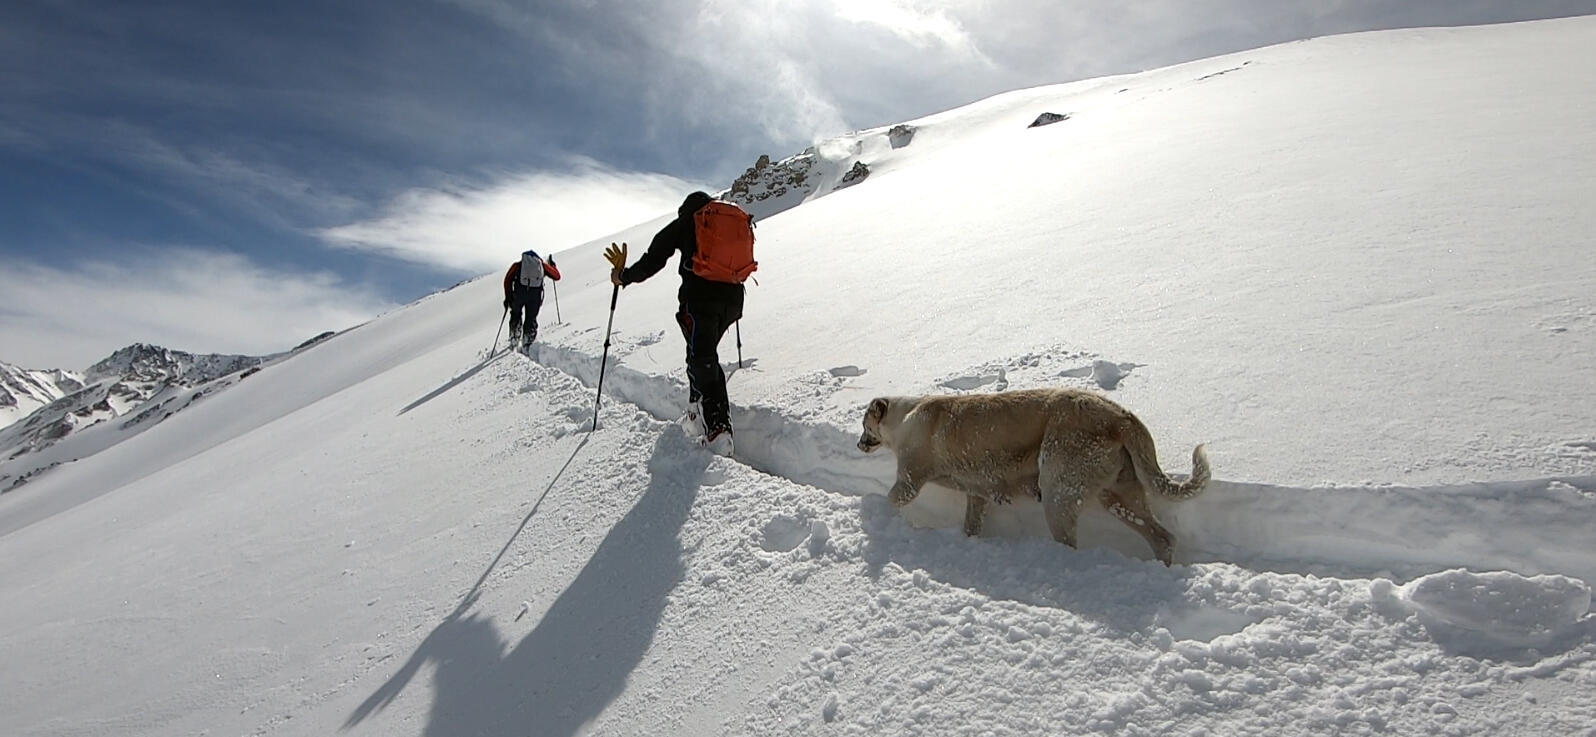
(508, 285, 545, 345)
(675, 298, 740, 433)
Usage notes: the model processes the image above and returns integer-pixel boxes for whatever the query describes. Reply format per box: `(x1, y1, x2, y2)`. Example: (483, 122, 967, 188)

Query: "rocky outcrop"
(86, 343, 263, 386)
(1028, 112, 1071, 128)
(837, 161, 870, 189)
(726, 151, 820, 209)
(888, 124, 916, 149)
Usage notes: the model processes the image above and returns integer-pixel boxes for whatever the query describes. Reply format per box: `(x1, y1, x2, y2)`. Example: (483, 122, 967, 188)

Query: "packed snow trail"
(521, 342, 1596, 586)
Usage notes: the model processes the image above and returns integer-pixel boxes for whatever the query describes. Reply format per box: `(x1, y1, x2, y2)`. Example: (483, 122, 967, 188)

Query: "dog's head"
(857, 398, 890, 453)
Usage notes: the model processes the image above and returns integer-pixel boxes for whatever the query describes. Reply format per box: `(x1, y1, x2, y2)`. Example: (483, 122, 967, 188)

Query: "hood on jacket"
(678, 191, 712, 218)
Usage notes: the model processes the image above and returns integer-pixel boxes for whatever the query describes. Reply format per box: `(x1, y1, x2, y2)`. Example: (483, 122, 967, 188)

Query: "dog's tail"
(1124, 420, 1210, 501)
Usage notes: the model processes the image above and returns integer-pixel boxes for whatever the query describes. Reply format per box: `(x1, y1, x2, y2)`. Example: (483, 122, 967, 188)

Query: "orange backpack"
(691, 201, 757, 283)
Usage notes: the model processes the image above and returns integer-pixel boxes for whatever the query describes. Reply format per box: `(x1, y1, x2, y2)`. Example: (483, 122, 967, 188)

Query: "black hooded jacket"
(619, 191, 746, 308)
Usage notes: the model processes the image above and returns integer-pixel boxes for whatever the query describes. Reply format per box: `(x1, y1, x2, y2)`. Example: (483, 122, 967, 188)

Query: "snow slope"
(3, 16, 1596, 737)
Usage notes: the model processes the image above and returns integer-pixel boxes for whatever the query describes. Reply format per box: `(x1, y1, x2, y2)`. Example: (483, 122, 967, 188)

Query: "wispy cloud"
(320, 159, 704, 274)
(28, 117, 368, 228)
(0, 249, 395, 369)
(831, 0, 989, 56)
(0, 119, 41, 151)
(112, 129, 366, 223)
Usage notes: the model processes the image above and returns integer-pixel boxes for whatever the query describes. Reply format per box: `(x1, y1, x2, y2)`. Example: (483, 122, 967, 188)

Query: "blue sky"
(3, 0, 1592, 368)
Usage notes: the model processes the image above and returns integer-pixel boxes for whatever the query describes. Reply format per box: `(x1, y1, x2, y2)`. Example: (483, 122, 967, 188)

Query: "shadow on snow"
(398, 351, 512, 416)
(345, 429, 709, 737)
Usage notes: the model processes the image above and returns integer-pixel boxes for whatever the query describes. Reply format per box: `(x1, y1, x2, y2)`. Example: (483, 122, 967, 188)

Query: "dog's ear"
(867, 398, 888, 420)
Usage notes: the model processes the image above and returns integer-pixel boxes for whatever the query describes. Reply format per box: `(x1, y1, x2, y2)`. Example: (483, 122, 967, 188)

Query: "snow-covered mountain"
(2, 16, 1595, 737)
(82, 342, 266, 386)
(0, 343, 285, 491)
(0, 362, 84, 429)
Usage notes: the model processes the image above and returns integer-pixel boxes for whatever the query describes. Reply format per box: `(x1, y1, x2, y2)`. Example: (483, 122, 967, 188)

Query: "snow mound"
(1373, 570, 1593, 659)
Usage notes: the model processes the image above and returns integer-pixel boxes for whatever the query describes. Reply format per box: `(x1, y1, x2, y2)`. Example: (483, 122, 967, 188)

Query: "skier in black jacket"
(605, 191, 744, 449)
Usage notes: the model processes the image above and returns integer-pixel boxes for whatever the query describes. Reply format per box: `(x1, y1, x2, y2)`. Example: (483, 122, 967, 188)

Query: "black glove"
(502, 297, 511, 308)
(548, 256, 556, 266)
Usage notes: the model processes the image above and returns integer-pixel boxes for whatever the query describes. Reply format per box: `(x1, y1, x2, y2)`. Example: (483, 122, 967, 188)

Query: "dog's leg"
(888, 479, 919, 507)
(888, 462, 930, 508)
(1041, 485, 1086, 548)
(1040, 432, 1119, 550)
(962, 495, 989, 537)
(1016, 473, 1042, 502)
(1101, 485, 1176, 566)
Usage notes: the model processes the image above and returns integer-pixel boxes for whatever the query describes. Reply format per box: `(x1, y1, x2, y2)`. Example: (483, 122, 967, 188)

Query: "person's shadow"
(398, 351, 510, 416)
(345, 429, 709, 737)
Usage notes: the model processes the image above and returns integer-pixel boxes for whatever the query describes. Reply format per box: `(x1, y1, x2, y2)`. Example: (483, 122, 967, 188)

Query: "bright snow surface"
(3, 16, 1595, 737)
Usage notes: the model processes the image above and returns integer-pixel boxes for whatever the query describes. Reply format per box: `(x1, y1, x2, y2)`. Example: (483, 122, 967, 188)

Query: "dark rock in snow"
(888, 124, 916, 148)
(838, 161, 870, 188)
(294, 331, 337, 352)
(1028, 112, 1071, 128)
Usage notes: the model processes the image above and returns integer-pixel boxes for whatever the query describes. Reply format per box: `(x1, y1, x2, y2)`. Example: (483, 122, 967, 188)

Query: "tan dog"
(857, 388, 1210, 565)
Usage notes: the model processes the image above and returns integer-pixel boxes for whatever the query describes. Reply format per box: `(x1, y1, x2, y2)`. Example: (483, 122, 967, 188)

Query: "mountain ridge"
(0, 341, 289, 491)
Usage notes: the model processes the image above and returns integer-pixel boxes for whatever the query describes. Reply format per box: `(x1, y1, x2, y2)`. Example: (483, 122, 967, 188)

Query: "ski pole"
(491, 306, 508, 354)
(552, 279, 562, 323)
(592, 285, 619, 432)
(735, 320, 743, 369)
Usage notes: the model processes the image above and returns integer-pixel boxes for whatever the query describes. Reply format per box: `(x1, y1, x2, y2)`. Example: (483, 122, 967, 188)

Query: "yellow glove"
(604, 242, 628, 286)
(604, 242, 628, 270)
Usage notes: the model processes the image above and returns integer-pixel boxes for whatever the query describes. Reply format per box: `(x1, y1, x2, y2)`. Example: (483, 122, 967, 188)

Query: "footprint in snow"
(758, 516, 829, 555)
(1062, 360, 1141, 390)
(760, 516, 812, 553)
(828, 365, 867, 378)
(1153, 604, 1258, 643)
(939, 370, 1007, 391)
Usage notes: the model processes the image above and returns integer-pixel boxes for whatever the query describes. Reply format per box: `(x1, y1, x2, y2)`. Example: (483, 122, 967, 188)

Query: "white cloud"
(674, 1, 852, 144)
(320, 159, 705, 274)
(831, 0, 988, 56)
(0, 249, 395, 370)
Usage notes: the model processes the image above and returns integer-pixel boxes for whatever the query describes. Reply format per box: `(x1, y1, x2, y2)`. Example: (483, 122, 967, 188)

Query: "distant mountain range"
(0, 338, 331, 492)
(0, 364, 85, 429)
